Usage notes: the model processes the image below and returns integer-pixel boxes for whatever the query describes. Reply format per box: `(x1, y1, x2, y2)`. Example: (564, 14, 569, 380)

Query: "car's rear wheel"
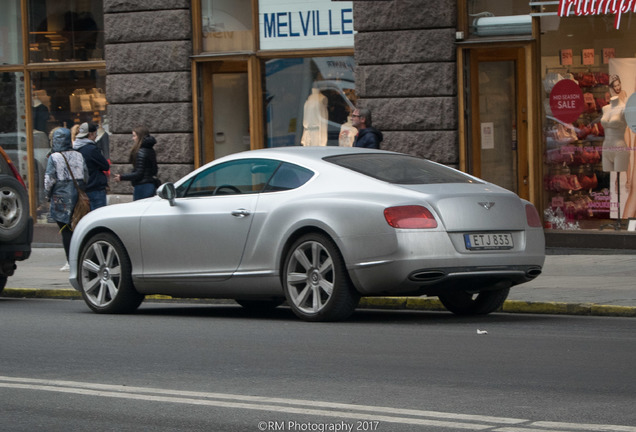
(438, 287, 510, 315)
(0, 275, 7, 294)
(79, 232, 144, 314)
(0, 176, 29, 242)
(283, 233, 359, 322)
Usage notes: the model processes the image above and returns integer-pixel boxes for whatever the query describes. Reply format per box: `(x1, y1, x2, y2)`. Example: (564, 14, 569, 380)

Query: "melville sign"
(259, 0, 354, 50)
(558, 0, 636, 29)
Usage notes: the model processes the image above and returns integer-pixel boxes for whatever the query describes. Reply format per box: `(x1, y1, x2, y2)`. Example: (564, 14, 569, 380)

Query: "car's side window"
(177, 159, 280, 198)
(263, 163, 314, 192)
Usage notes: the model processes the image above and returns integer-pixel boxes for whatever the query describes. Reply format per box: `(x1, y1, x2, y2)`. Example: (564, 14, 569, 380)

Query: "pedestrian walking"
(73, 122, 110, 210)
(44, 127, 88, 269)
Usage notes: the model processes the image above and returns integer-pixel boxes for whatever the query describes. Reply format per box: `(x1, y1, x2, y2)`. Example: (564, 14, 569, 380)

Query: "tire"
(235, 299, 285, 310)
(0, 275, 7, 294)
(438, 287, 510, 316)
(283, 233, 360, 322)
(79, 232, 144, 314)
(0, 176, 29, 242)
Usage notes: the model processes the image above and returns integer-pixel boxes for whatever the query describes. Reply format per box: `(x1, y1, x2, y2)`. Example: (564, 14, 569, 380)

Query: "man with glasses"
(351, 108, 383, 149)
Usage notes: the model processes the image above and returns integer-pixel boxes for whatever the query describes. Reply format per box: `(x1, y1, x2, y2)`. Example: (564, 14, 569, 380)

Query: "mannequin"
(601, 96, 629, 172)
(32, 94, 50, 132)
(338, 114, 357, 147)
(600, 96, 629, 229)
(95, 122, 110, 160)
(300, 88, 328, 146)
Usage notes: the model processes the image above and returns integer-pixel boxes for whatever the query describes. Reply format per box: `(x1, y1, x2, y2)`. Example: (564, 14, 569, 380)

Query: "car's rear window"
(324, 154, 480, 185)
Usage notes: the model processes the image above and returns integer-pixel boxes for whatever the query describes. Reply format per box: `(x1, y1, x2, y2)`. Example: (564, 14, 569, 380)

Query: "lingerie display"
(543, 69, 611, 223)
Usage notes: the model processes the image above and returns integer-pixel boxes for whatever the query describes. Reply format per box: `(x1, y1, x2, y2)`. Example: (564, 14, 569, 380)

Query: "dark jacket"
(120, 136, 158, 186)
(74, 138, 109, 192)
(354, 127, 383, 149)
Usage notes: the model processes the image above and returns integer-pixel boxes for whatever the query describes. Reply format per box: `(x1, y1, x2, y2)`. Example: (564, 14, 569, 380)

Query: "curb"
(3, 289, 636, 317)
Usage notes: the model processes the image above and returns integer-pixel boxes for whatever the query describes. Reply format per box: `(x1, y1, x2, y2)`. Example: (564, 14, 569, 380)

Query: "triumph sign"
(558, 0, 636, 29)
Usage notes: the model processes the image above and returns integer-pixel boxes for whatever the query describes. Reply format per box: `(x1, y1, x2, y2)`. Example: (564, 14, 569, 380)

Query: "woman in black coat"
(114, 125, 158, 200)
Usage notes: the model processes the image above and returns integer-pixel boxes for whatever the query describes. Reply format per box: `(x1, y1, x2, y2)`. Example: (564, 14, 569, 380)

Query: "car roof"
(216, 146, 399, 165)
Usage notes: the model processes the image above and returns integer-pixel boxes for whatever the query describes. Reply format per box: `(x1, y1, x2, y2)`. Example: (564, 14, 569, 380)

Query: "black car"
(0, 146, 32, 293)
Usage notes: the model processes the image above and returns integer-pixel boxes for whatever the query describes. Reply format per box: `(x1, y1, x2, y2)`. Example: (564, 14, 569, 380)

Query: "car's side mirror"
(157, 182, 176, 206)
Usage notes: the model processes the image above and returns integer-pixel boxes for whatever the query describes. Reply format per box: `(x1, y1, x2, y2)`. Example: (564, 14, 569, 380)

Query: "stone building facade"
(352, 1, 459, 167)
(104, 0, 195, 197)
(103, 0, 460, 200)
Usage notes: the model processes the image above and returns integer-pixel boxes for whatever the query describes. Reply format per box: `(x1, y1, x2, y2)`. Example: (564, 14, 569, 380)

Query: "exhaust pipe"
(526, 267, 542, 278)
(409, 270, 446, 282)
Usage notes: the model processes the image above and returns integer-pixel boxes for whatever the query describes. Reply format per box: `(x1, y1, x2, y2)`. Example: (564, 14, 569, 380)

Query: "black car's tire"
(0, 176, 29, 242)
(235, 298, 285, 310)
(0, 275, 7, 294)
(283, 233, 360, 322)
(438, 287, 510, 316)
(79, 232, 144, 314)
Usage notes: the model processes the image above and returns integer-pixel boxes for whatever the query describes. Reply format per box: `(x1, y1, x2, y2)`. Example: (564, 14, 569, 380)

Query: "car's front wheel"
(283, 233, 359, 322)
(438, 287, 510, 315)
(79, 232, 144, 313)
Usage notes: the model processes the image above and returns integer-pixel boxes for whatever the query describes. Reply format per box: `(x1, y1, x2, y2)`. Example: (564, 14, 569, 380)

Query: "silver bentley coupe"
(69, 147, 545, 322)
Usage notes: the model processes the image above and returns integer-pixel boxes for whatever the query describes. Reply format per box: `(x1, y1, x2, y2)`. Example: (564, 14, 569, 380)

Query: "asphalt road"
(2, 298, 636, 432)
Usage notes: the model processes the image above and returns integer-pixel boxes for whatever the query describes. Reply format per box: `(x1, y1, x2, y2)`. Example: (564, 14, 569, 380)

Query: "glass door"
(198, 61, 251, 164)
(212, 72, 250, 159)
(467, 47, 529, 199)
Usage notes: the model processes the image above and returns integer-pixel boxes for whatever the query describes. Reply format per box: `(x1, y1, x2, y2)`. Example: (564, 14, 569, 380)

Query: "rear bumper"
(0, 217, 33, 276)
(349, 260, 543, 296)
(344, 229, 545, 296)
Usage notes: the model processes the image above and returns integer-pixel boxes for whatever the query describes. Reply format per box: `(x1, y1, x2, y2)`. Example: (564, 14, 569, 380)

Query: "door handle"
(231, 209, 251, 217)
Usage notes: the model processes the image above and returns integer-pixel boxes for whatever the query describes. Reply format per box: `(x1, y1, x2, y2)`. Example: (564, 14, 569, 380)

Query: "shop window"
(31, 69, 106, 135)
(28, 0, 104, 62)
(467, 0, 531, 38)
(0, 0, 23, 64)
(540, 11, 636, 229)
(201, 0, 254, 52)
(30, 69, 107, 220)
(263, 56, 357, 148)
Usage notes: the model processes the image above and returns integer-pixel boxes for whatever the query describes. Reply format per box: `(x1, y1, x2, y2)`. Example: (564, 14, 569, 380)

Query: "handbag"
(61, 153, 91, 230)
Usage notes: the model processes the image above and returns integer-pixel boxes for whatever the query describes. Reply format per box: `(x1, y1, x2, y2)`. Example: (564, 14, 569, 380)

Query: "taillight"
(525, 204, 542, 227)
(384, 205, 438, 229)
(8, 162, 26, 188)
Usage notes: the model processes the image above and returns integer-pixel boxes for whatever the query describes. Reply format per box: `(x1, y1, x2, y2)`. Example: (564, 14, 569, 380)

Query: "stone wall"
(104, 0, 194, 198)
(353, 0, 458, 165)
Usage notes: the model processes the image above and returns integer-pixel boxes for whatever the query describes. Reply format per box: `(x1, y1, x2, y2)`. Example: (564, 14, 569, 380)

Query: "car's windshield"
(324, 154, 481, 185)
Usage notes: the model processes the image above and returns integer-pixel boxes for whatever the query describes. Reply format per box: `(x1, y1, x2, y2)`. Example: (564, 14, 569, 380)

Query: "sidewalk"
(3, 247, 636, 317)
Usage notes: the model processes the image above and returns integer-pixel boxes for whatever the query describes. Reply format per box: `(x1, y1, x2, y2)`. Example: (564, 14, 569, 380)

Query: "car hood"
(398, 183, 528, 231)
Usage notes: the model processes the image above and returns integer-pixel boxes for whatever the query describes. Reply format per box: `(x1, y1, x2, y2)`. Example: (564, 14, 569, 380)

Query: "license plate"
(464, 233, 513, 250)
